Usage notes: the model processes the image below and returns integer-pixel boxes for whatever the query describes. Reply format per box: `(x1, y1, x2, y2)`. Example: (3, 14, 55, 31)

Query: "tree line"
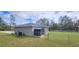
(36, 15, 79, 32)
(0, 15, 15, 31)
(0, 14, 79, 32)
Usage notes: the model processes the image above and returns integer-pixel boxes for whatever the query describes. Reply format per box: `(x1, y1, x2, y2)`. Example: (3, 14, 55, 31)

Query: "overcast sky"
(1, 11, 79, 25)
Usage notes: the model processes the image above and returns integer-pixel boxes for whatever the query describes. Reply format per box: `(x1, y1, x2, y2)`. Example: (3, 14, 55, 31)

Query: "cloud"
(1, 11, 79, 25)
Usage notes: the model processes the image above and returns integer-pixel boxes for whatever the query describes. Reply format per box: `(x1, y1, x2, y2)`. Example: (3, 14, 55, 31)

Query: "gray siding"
(44, 28, 48, 35)
(15, 27, 33, 36)
(15, 27, 49, 36)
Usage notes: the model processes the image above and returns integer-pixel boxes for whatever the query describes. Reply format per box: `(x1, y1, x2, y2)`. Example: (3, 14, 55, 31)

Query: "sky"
(1, 11, 79, 25)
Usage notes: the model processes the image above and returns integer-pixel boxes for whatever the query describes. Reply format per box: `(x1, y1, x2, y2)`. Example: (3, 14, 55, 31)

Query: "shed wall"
(15, 27, 49, 36)
(15, 27, 33, 36)
(44, 28, 49, 35)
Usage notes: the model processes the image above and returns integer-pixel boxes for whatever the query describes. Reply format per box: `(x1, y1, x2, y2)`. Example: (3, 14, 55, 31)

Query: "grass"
(0, 31, 79, 47)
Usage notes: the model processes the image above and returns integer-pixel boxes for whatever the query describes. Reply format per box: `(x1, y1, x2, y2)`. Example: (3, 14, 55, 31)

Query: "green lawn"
(0, 31, 79, 47)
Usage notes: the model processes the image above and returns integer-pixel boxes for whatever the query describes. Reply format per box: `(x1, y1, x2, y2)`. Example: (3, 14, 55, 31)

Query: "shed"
(15, 23, 49, 36)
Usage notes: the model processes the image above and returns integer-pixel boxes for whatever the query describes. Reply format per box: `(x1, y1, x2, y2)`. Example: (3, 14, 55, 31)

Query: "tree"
(0, 17, 9, 31)
(36, 17, 49, 26)
(49, 20, 58, 31)
(10, 15, 16, 30)
(58, 15, 74, 31)
(0, 17, 5, 24)
(74, 19, 79, 31)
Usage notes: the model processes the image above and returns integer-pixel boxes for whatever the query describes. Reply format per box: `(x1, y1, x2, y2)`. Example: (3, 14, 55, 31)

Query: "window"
(34, 29, 41, 36)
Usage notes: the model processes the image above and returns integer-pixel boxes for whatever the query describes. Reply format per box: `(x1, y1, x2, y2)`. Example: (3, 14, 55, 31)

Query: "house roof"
(15, 23, 48, 28)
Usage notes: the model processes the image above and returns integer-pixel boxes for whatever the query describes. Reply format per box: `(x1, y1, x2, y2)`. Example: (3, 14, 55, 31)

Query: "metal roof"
(15, 23, 48, 28)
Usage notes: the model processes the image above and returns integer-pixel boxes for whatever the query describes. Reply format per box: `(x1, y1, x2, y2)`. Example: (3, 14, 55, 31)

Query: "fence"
(48, 31, 79, 43)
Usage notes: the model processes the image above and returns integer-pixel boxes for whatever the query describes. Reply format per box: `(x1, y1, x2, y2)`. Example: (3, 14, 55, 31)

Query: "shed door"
(34, 29, 41, 36)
